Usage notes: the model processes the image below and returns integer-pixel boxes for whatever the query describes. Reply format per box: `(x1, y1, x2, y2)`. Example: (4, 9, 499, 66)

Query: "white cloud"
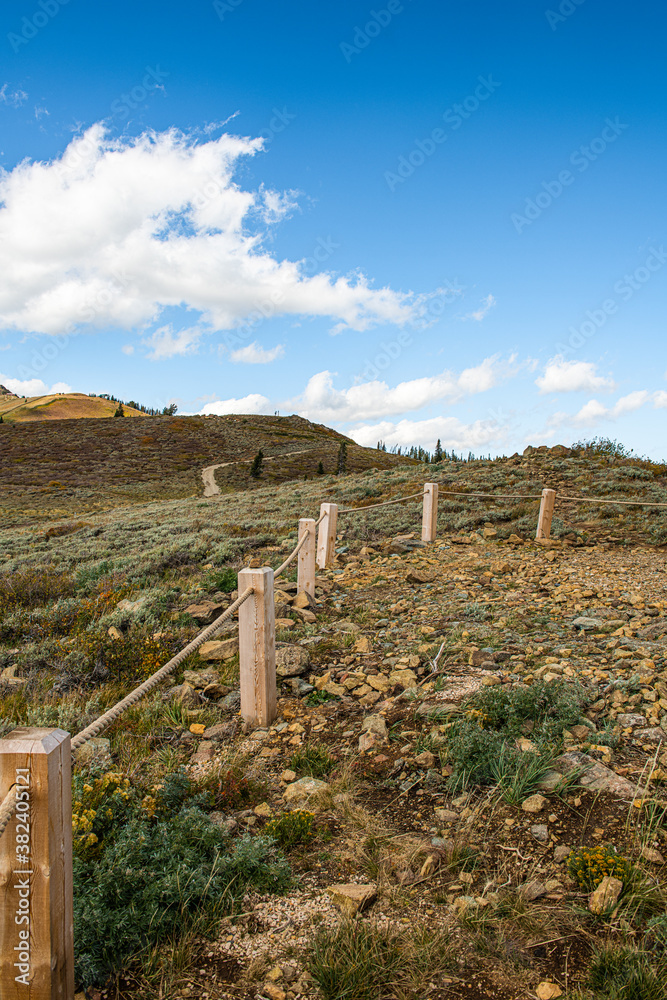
(143, 325, 202, 361)
(349, 415, 506, 452)
(285, 356, 517, 425)
(0, 124, 425, 339)
(463, 293, 496, 322)
(0, 84, 28, 107)
(197, 393, 271, 416)
(229, 341, 285, 364)
(0, 375, 72, 396)
(121, 344, 135, 355)
(654, 391, 667, 409)
(536, 357, 616, 394)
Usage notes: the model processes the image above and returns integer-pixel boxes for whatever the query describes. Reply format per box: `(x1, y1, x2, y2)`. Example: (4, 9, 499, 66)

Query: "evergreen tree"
(433, 438, 443, 463)
(317, 461, 324, 475)
(250, 449, 264, 478)
(113, 403, 124, 417)
(336, 442, 347, 475)
(162, 403, 178, 415)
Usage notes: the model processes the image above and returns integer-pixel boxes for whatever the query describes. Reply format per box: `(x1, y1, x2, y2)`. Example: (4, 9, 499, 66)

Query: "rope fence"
(2, 471, 666, 994)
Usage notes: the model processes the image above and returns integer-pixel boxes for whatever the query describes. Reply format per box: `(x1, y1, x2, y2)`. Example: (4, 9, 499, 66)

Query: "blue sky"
(0, 0, 665, 456)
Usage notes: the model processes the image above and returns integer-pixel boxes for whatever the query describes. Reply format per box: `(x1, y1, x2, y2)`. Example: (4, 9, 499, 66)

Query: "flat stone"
(293, 590, 316, 610)
(367, 674, 392, 693)
(354, 636, 373, 654)
(531, 824, 549, 843)
(639, 728, 666, 744)
(641, 846, 665, 864)
(199, 638, 239, 661)
(520, 880, 547, 901)
(521, 794, 547, 814)
(283, 776, 329, 808)
(554, 845, 571, 863)
(616, 713, 647, 728)
(571, 617, 604, 631)
(388, 669, 418, 689)
(116, 597, 146, 615)
(203, 682, 230, 700)
(254, 802, 273, 818)
(170, 681, 201, 707)
(556, 751, 645, 799)
(326, 883, 377, 918)
(183, 668, 220, 689)
(435, 808, 458, 823)
(414, 750, 436, 768)
(361, 714, 388, 740)
(202, 722, 236, 741)
(589, 875, 623, 914)
(406, 568, 434, 584)
(334, 620, 361, 633)
(280, 770, 296, 782)
(184, 601, 224, 625)
(536, 984, 563, 1000)
(275, 644, 310, 678)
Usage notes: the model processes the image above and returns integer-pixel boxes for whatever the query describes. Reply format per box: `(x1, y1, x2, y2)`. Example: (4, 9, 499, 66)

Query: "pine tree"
(113, 403, 124, 417)
(250, 449, 264, 478)
(433, 438, 443, 463)
(336, 442, 347, 475)
(317, 461, 324, 475)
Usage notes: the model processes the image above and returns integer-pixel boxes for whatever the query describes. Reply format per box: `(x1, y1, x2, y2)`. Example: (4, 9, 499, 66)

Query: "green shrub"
(204, 566, 238, 592)
(74, 808, 292, 988)
(469, 678, 585, 743)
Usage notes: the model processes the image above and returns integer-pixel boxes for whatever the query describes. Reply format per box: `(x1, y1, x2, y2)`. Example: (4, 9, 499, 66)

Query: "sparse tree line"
(96, 394, 178, 417)
(376, 437, 478, 463)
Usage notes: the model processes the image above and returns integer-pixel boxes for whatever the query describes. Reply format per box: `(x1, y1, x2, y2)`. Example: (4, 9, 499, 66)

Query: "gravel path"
(201, 449, 316, 497)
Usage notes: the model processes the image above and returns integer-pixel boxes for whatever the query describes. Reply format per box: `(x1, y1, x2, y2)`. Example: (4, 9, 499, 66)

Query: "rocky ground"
(112, 526, 667, 1000)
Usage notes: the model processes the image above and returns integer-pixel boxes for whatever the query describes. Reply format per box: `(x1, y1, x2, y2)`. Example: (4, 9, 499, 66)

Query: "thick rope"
(71, 586, 255, 751)
(338, 490, 426, 514)
(315, 510, 327, 527)
(273, 529, 309, 578)
(0, 784, 17, 842)
(558, 494, 667, 508)
(436, 488, 542, 501)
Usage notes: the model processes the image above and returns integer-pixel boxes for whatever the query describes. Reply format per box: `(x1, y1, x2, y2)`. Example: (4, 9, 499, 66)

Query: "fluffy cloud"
(349, 415, 506, 452)
(143, 325, 202, 361)
(229, 341, 285, 364)
(463, 293, 496, 322)
(654, 391, 667, 409)
(0, 124, 426, 339)
(197, 393, 271, 416)
(536, 357, 616, 394)
(0, 375, 72, 396)
(284, 356, 517, 425)
(544, 389, 656, 434)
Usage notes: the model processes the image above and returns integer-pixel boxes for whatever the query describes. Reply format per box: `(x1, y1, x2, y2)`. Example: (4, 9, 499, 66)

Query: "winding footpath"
(202, 448, 315, 497)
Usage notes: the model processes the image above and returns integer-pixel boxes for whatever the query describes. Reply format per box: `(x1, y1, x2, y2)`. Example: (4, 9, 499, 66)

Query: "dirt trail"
(201, 448, 315, 497)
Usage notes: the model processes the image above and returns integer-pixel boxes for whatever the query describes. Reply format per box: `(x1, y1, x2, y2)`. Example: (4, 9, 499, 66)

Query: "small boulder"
(199, 638, 239, 662)
(589, 875, 623, 914)
(388, 669, 418, 689)
(275, 645, 310, 678)
(361, 714, 388, 741)
(184, 601, 224, 625)
(536, 984, 563, 1000)
(406, 568, 434, 584)
(326, 883, 377, 918)
(283, 776, 329, 808)
(521, 794, 547, 814)
(354, 636, 373, 654)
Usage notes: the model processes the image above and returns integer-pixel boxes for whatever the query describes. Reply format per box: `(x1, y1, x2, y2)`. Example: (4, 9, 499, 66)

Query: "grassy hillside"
(1, 447, 667, 998)
(0, 412, 416, 527)
(0, 391, 148, 422)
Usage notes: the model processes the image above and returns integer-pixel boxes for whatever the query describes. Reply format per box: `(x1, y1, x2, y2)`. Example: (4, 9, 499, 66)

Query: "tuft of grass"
(588, 943, 667, 1000)
(264, 809, 315, 849)
(290, 742, 336, 778)
(308, 919, 453, 1000)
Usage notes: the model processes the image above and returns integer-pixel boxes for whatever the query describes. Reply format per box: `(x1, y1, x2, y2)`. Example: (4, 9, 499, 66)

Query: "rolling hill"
(0, 391, 148, 421)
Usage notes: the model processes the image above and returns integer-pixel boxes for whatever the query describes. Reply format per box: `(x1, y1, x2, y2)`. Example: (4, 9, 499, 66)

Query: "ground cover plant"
(1, 432, 667, 997)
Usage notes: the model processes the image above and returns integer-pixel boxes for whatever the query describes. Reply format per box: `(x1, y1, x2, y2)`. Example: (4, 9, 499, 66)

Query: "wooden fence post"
(316, 503, 338, 570)
(422, 483, 439, 543)
(238, 568, 277, 727)
(536, 488, 556, 540)
(297, 518, 316, 598)
(0, 728, 74, 1000)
